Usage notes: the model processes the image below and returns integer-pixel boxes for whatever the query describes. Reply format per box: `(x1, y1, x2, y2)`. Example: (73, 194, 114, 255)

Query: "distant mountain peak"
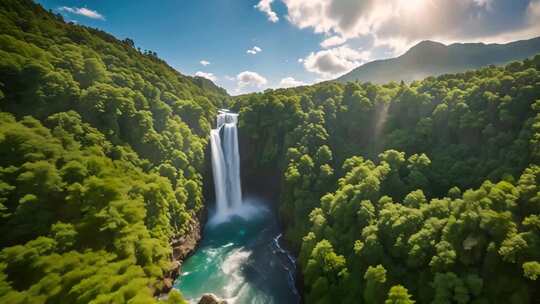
(337, 36, 540, 84)
(410, 40, 446, 50)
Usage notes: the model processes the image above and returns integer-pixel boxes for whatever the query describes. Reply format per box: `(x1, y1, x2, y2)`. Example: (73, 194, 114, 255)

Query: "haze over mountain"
(337, 36, 540, 84)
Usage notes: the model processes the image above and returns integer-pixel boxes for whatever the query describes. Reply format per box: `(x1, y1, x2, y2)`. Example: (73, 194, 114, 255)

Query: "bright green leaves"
(166, 289, 188, 304)
(385, 285, 415, 304)
(499, 233, 528, 263)
(522, 261, 540, 280)
(51, 222, 77, 252)
(304, 240, 348, 304)
(363, 265, 387, 303)
(0, 2, 227, 303)
(239, 54, 540, 303)
(403, 190, 427, 208)
(80, 57, 109, 88)
(294, 145, 540, 303)
(0, 112, 203, 303)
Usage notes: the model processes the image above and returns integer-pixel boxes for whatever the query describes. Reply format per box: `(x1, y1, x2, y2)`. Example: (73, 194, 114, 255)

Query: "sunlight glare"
(399, 0, 428, 14)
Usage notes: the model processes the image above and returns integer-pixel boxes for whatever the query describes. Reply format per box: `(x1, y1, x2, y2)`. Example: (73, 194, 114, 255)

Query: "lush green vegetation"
(0, 0, 229, 303)
(236, 55, 540, 303)
(1, 1, 540, 303)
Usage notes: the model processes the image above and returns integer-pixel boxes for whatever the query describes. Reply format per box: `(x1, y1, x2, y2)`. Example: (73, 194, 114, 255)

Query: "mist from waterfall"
(210, 110, 251, 224)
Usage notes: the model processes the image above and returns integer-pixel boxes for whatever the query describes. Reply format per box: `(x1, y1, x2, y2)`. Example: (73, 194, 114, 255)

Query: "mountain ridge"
(337, 36, 540, 83)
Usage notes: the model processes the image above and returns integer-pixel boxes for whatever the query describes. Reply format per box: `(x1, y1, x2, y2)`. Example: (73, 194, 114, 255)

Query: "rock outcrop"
(198, 293, 227, 304)
(156, 216, 202, 296)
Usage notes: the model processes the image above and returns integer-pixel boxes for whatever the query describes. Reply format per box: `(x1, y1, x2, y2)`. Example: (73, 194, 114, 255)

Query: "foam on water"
(174, 198, 299, 304)
(207, 199, 269, 226)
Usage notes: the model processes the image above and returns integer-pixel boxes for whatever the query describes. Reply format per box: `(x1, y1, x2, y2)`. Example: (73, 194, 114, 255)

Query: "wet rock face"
(172, 218, 202, 262)
(157, 217, 202, 297)
(198, 293, 227, 304)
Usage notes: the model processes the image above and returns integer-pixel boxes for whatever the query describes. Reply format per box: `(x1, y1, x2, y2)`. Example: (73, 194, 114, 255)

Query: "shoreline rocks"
(198, 293, 227, 304)
(156, 214, 203, 298)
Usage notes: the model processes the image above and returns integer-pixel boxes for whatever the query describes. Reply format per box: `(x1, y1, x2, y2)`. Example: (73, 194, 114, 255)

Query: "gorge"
(174, 111, 300, 303)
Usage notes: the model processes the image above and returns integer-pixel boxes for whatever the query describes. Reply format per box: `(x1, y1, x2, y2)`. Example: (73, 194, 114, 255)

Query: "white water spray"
(210, 110, 243, 219)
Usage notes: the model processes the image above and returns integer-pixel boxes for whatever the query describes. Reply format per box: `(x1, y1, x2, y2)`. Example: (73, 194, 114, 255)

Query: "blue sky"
(37, 0, 540, 95)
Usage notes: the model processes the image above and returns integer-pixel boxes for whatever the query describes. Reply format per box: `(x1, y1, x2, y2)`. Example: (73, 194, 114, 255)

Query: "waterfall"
(210, 110, 243, 217)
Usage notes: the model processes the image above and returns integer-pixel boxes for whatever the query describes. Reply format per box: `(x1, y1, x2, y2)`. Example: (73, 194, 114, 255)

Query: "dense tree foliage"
(0, 1, 229, 303)
(236, 54, 540, 303)
(2, 1, 540, 303)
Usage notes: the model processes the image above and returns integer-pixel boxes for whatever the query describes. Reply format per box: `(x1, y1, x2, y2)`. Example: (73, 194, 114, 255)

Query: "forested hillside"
(2, 1, 540, 304)
(0, 0, 229, 303)
(236, 55, 540, 303)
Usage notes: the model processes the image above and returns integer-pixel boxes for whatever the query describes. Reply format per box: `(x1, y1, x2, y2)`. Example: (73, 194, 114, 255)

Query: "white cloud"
(320, 35, 346, 48)
(200, 60, 210, 66)
(302, 45, 370, 78)
(255, 0, 279, 23)
(237, 71, 267, 88)
(195, 71, 217, 82)
(279, 77, 306, 88)
(235, 71, 268, 93)
(58, 6, 105, 20)
(282, 0, 540, 56)
(247, 46, 263, 55)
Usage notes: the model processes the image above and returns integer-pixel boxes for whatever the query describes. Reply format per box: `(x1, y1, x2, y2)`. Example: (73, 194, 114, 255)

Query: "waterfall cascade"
(210, 110, 243, 217)
(177, 109, 300, 304)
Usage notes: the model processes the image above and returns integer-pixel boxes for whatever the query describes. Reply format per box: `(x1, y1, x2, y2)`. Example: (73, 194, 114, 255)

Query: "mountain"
(337, 36, 540, 83)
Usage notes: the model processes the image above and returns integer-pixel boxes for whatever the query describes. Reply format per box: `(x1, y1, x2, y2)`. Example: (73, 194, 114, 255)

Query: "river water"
(173, 200, 300, 304)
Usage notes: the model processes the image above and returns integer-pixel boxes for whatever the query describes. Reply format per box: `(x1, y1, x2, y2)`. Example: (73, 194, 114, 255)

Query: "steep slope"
(236, 55, 540, 303)
(338, 36, 540, 83)
(0, 0, 229, 303)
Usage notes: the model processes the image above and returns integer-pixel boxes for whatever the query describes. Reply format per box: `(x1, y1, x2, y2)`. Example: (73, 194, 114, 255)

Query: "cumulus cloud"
(283, 0, 540, 55)
(195, 71, 217, 82)
(58, 6, 105, 20)
(321, 35, 347, 48)
(237, 71, 268, 89)
(255, 0, 279, 23)
(302, 45, 370, 78)
(279, 77, 306, 88)
(246, 46, 263, 55)
(200, 60, 210, 66)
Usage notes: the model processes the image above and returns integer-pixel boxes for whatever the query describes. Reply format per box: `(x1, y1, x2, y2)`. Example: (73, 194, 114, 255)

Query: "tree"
(80, 57, 109, 87)
(166, 289, 188, 304)
(364, 265, 387, 304)
(385, 285, 415, 304)
(523, 261, 540, 280)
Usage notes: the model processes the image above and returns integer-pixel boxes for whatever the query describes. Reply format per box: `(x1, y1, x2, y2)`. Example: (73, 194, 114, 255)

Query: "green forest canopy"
(0, 0, 540, 303)
(0, 0, 229, 303)
(235, 55, 540, 303)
